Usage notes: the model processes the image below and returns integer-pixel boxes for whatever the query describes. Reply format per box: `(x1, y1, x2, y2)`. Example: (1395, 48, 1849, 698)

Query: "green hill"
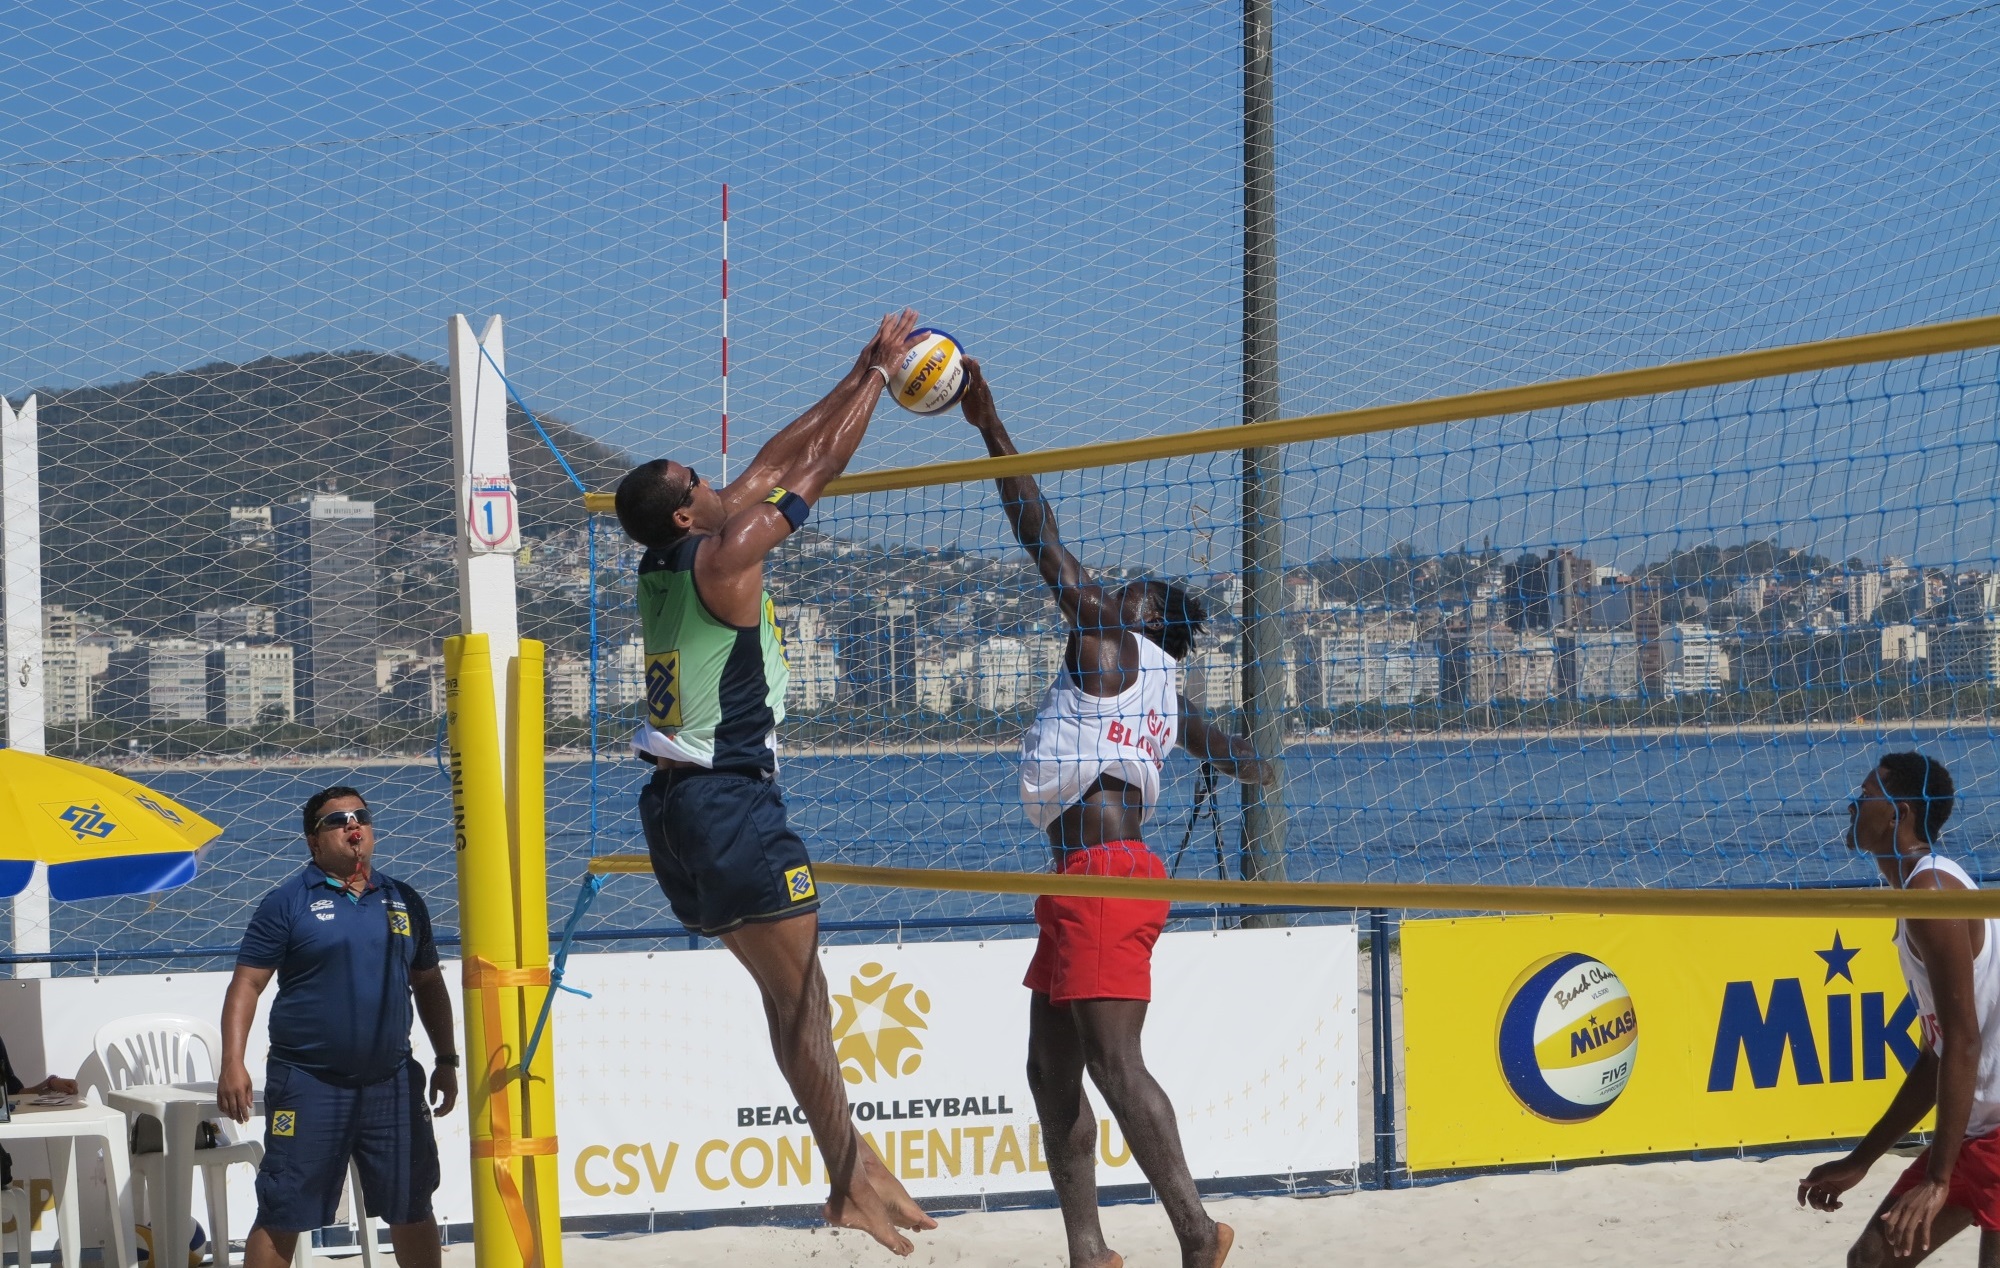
(20, 349, 630, 635)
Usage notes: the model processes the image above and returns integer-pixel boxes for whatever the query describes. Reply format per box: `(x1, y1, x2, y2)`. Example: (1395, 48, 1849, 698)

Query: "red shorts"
(1887, 1129, 2000, 1229)
(1023, 842, 1171, 1004)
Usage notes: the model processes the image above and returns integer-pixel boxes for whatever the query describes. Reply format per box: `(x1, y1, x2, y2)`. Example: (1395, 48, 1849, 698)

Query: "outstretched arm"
(718, 309, 920, 516)
(960, 358, 1108, 629)
(1180, 695, 1273, 784)
(698, 310, 920, 625)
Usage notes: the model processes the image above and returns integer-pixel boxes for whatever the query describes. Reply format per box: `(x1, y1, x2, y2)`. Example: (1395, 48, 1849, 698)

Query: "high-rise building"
(840, 596, 917, 713)
(96, 647, 150, 725)
(1565, 631, 1640, 699)
(1938, 618, 2000, 687)
(147, 640, 212, 722)
(1662, 624, 1729, 695)
(1439, 626, 1513, 705)
(775, 605, 840, 714)
(539, 644, 649, 721)
(1630, 579, 1666, 695)
(914, 643, 971, 714)
(42, 606, 89, 723)
(195, 604, 278, 643)
(1951, 575, 2000, 621)
(1504, 550, 1593, 632)
(546, 656, 592, 721)
(972, 636, 1040, 711)
(274, 492, 381, 726)
(384, 657, 447, 723)
(207, 642, 296, 727)
(1182, 643, 1241, 712)
(1846, 572, 1884, 625)
(600, 637, 647, 712)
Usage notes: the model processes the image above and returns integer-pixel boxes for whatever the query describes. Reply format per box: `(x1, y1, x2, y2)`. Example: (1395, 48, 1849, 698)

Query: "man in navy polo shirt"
(217, 786, 459, 1268)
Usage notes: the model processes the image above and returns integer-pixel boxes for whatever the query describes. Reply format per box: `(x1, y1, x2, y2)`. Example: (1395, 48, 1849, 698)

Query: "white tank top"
(1893, 854, 2000, 1139)
(1019, 634, 1180, 832)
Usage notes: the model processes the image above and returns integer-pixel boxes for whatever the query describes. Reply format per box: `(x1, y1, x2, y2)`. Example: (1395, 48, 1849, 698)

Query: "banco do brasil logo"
(1498, 952, 1638, 1122)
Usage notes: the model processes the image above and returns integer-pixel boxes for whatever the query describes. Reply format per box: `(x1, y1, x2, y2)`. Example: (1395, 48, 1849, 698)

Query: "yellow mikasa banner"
(1403, 914, 1931, 1172)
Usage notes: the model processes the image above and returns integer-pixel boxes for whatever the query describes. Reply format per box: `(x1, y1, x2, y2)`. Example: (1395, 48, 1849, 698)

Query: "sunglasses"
(677, 468, 704, 512)
(314, 808, 373, 833)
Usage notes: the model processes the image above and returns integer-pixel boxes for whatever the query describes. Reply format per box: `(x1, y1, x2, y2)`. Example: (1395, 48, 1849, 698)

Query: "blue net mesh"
(2, 2, 1998, 967)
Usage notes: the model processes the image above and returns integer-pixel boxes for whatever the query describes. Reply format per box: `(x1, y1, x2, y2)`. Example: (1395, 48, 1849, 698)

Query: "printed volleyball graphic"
(1496, 951, 1638, 1122)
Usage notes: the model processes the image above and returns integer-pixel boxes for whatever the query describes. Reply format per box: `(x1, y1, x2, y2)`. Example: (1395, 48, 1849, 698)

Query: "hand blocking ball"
(886, 327, 968, 415)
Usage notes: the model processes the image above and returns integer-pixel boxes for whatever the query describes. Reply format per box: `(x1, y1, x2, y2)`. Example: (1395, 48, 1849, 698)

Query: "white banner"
(551, 927, 1358, 1214)
(0, 924, 1355, 1241)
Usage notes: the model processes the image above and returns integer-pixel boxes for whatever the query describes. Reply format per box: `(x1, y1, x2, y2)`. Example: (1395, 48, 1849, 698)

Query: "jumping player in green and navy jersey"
(612, 308, 930, 1258)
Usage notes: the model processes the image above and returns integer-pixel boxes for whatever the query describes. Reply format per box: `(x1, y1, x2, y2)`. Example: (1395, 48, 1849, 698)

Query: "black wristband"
(434, 1054, 459, 1069)
(763, 487, 812, 530)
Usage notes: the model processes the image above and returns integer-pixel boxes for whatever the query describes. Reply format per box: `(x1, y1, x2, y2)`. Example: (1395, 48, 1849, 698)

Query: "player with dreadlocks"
(960, 359, 1270, 1268)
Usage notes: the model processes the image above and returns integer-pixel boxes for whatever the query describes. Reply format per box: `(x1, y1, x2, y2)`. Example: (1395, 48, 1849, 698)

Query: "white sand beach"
(550, 1151, 1917, 1267)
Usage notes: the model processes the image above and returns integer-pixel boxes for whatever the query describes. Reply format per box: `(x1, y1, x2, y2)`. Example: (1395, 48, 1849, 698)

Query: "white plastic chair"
(1, 1185, 32, 1268)
(93, 1016, 263, 1268)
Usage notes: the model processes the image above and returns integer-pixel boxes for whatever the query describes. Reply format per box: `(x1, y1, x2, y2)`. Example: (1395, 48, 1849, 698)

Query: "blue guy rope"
(478, 342, 588, 495)
(522, 873, 604, 1077)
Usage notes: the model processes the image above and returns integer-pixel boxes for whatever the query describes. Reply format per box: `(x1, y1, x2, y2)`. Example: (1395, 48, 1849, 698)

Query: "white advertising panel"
(552, 927, 1358, 1214)
(0, 925, 1355, 1244)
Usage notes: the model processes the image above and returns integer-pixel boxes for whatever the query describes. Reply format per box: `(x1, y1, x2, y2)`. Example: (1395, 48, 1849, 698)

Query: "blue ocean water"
(33, 728, 2000, 971)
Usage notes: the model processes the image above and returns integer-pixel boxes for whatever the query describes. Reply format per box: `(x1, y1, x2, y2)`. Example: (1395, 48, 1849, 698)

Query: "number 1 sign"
(467, 474, 520, 553)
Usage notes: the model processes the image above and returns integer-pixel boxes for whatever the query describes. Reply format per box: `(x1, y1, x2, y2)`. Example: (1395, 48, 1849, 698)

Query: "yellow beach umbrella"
(0, 751, 220, 899)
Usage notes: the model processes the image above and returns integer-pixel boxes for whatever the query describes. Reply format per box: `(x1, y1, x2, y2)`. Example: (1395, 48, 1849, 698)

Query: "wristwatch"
(435, 1054, 460, 1068)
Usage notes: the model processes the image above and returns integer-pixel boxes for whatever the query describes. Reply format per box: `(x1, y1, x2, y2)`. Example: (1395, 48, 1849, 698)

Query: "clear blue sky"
(3, 1, 1997, 571)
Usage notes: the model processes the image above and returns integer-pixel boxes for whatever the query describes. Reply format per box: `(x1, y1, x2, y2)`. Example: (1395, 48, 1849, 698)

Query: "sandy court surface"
(548, 1150, 1949, 1267)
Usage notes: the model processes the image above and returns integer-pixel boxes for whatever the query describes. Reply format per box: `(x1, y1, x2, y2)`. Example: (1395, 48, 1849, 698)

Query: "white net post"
(1, 394, 51, 976)
(449, 313, 523, 717)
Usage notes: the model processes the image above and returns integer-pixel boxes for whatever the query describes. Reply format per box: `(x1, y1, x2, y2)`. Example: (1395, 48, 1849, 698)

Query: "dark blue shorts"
(639, 767, 820, 936)
(255, 1058, 440, 1232)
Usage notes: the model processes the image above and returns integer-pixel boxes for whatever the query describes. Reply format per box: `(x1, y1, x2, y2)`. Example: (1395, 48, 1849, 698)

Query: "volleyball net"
(7, 1, 2000, 964)
(564, 314, 2000, 933)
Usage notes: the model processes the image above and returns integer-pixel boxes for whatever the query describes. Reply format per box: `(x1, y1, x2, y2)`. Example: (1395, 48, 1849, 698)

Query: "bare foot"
(1078, 1252, 1123, 1268)
(1210, 1222, 1234, 1268)
(859, 1139, 939, 1232)
(824, 1184, 915, 1257)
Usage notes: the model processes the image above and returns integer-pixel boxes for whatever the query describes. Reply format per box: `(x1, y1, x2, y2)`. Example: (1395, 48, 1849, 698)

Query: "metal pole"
(1239, 0, 1289, 921)
(1369, 909, 1402, 1189)
(2, 395, 52, 978)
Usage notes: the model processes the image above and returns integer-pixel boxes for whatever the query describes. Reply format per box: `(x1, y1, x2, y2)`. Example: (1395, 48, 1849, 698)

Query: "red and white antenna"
(719, 182, 730, 484)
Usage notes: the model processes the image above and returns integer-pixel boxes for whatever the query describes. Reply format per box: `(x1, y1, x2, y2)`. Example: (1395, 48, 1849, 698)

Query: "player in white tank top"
(1800, 753, 2000, 1262)
(1019, 630, 1181, 831)
(964, 360, 1267, 1268)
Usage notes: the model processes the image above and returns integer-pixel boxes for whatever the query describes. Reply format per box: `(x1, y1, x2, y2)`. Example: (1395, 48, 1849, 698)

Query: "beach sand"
(550, 1150, 1921, 1267)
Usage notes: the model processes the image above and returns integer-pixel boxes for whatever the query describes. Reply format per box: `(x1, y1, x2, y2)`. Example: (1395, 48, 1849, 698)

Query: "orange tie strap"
(462, 955, 547, 1267)
(471, 1135, 559, 1159)
(463, 961, 551, 990)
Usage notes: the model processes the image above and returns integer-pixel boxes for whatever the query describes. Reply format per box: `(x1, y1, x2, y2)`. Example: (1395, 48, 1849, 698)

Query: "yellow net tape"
(580, 311, 2000, 509)
(582, 855, 2000, 919)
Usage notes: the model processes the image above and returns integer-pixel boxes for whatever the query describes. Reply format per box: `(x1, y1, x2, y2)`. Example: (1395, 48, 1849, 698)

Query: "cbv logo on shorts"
(1707, 931, 1921, 1091)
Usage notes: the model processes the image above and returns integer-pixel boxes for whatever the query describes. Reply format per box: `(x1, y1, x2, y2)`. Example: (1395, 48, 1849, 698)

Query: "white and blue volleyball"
(887, 327, 968, 415)
(1496, 951, 1638, 1122)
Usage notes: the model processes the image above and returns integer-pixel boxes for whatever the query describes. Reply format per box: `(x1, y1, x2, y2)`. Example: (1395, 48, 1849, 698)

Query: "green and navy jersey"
(633, 536, 790, 771)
